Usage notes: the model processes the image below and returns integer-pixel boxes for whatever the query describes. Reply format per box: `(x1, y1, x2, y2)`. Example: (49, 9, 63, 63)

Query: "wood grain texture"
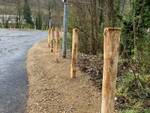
(48, 28, 51, 48)
(50, 28, 55, 53)
(71, 28, 79, 78)
(54, 28, 60, 63)
(101, 27, 121, 113)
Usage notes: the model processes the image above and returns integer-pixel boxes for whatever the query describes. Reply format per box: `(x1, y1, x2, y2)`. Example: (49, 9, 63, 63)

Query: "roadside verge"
(26, 40, 101, 113)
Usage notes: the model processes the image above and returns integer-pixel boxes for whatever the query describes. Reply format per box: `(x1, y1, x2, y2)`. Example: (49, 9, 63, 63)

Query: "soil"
(26, 40, 101, 113)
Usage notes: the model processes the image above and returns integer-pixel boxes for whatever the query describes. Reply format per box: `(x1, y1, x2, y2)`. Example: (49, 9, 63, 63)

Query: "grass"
(116, 72, 150, 113)
(119, 109, 150, 113)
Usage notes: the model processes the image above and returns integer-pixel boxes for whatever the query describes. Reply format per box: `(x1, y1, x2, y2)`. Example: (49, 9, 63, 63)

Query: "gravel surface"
(26, 40, 101, 113)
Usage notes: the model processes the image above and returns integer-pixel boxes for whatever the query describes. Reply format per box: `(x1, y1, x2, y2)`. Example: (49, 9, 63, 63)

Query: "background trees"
(68, 0, 150, 112)
(23, 0, 33, 27)
(0, 0, 63, 29)
(16, 0, 22, 28)
(68, 0, 101, 54)
(0, 0, 149, 112)
(68, 0, 149, 66)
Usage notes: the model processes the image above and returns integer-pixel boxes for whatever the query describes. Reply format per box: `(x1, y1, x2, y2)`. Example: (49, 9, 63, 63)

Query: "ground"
(0, 29, 47, 113)
(26, 40, 101, 113)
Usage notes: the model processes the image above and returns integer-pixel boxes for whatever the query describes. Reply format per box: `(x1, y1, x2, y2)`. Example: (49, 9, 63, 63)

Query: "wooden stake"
(48, 28, 51, 48)
(54, 28, 60, 63)
(50, 28, 55, 52)
(71, 28, 79, 78)
(101, 27, 121, 113)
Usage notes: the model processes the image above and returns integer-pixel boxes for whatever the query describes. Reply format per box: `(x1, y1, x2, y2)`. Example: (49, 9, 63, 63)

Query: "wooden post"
(54, 28, 60, 63)
(71, 28, 79, 78)
(48, 28, 51, 48)
(101, 27, 121, 113)
(50, 28, 55, 52)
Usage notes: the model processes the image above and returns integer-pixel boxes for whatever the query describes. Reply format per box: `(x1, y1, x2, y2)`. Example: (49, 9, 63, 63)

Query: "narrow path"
(26, 40, 101, 113)
(0, 29, 47, 113)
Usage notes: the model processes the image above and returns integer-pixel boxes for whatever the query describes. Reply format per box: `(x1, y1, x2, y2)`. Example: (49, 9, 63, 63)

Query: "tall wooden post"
(48, 28, 51, 48)
(50, 28, 55, 52)
(101, 27, 121, 113)
(54, 28, 60, 63)
(71, 28, 79, 78)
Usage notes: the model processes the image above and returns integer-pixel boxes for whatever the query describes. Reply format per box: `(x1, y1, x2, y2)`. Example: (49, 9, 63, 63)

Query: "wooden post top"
(104, 27, 121, 31)
(73, 28, 79, 32)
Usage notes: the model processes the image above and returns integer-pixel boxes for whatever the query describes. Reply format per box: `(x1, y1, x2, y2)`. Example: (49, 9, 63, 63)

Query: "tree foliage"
(35, 12, 42, 30)
(23, 0, 33, 26)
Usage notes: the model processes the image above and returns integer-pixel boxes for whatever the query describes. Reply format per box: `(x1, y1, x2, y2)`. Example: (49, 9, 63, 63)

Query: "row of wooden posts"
(47, 27, 121, 113)
(47, 27, 61, 63)
(47, 27, 78, 78)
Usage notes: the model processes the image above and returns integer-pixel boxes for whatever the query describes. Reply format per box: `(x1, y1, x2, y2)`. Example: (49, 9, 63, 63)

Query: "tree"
(35, 0, 42, 30)
(16, 0, 22, 28)
(47, 0, 56, 28)
(23, 0, 33, 26)
(35, 13, 42, 30)
(68, 0, 102, 54)
(121, 0, 150, 73)
(90, 0, 100, 54)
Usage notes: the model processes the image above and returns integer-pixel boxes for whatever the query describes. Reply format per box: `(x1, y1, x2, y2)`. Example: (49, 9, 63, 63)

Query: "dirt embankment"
(26, 40, 101, 113)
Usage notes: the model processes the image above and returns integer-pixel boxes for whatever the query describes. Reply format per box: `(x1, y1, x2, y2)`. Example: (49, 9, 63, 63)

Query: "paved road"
(0, 29, 47, 113)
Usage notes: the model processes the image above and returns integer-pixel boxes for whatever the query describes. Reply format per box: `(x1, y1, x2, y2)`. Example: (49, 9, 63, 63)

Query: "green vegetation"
(117, 73, 150, 112)
(0, 0, 63, 29)
(119, 109, 150, 113)
(23, 0, 33, 27)
(68, 0, 150, 112)
(35, 12, 42, 30)
(0, 0, 149, 112)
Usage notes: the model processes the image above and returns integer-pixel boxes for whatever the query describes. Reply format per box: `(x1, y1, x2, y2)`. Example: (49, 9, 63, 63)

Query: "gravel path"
(26, 40, 101, 113)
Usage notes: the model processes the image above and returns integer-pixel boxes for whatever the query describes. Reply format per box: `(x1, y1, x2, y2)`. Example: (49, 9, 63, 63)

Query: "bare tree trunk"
(120, 0, 126, 14)
(90, 0, 99, 54)
(105, 0, 116, 27)
(16, 0, 22, 28)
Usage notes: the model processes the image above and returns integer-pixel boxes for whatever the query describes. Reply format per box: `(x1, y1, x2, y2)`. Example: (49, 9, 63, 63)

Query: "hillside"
(0, 0, 63, 15)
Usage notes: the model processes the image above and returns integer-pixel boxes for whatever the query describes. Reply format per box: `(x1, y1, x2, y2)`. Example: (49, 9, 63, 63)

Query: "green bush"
(120, 110, 138, 113)
(119, 109, 150, 113)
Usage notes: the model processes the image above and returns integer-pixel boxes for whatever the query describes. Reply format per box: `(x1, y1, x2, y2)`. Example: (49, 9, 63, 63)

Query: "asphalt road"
(0, 29, 47, 113)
